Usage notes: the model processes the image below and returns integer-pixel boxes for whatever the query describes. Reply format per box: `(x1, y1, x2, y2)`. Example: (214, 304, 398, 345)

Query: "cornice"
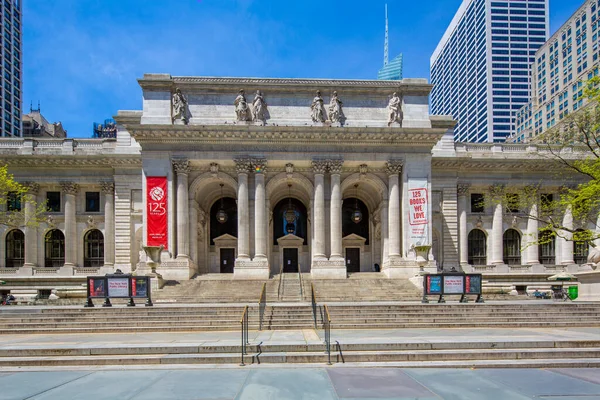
(431, 158, 564, 172)
(0, 156, 142, 168)
(125, 124, 447, 147)
(137, 75, 433, 96)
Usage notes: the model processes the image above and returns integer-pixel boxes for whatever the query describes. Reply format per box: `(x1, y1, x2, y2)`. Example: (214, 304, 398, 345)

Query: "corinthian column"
(329, 159, 344, 259)
(253, 159, 267, 259)
(23, 182, 39, 268)
(386, 161, 403, 259)
(173, 158, 190, 259)
(235, 158, 250, 260)
(489, 185, 504, 265)
(561, 205, 575, 264)
(312, 160, 327, 259)
(101, 182, 115, 267)
(526, 195, 540, 265)
(61, 182, 79, 267)
(457, 183, 469, 265)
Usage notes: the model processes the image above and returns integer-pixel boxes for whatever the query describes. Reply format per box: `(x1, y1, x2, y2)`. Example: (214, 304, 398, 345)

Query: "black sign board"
(422, 273, 484, 303)
(85, 272, 153, 307)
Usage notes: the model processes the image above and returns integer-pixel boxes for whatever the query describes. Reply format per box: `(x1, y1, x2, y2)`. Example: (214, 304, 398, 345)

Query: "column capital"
(385, 160, 403, 176)
(457, 183, 470, 196)
(251, 158, 267, 174)
(312, 160, 328, 175)
(234, 158, 251, 174)
(22, 181, 39, 194)
(100, 182, 115, 194)
(60, 182, 79, 195)
(172, 157, 190, 175)
(327, 159, 344, 175)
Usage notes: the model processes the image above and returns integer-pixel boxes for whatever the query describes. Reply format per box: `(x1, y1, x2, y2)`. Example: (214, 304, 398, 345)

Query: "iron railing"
(239, 305, 249, 366)
(311, 283, 317, 328)
(277, 262, 284, 300)
(324, 304, 332, 365)
(298, 266, 304, 301)
(258, 282, 266, 330)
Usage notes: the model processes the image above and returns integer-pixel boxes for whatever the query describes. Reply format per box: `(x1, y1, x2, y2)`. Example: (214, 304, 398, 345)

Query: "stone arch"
(266, 172, 314, 208)
(189, 171, 238, 211)
(341, 173, 388, 213)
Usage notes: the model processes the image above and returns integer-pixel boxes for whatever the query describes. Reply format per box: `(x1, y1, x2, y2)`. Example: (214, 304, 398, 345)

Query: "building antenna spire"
(384, 3, 389, 66)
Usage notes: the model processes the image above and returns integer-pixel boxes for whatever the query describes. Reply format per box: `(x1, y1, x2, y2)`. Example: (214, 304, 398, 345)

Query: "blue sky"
(24, 0, 582, 138)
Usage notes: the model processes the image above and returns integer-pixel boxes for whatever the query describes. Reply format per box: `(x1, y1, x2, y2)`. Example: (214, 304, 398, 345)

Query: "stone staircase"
(276, 273, 304, 302)
(1, 303, 600, 334)
(153, 276, 267, 303)
(2, 335, 600, 368)
(311, 273, 422, 302)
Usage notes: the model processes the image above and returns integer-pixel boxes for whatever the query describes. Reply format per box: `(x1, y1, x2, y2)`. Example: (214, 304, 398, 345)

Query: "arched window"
(503, 229, 522, 265)
(468, 229, 487, 265)
(5, 229, 24, 268)
(84, 229, 104, 268)
(45, 229, 65, 268)
(574, 229, 590, 265)
(342, 198, 369, 244)
(538, 230, 556, 265)
(273, 198, 308, 245)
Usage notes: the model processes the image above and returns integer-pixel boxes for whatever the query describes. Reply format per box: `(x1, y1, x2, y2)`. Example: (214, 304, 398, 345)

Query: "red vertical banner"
(146, 176, 168, 249)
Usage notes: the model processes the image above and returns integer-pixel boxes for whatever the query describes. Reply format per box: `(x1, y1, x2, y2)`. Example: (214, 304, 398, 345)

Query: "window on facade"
(471, 193, 484, 213)
(506, 193, 520, 213)
(503, 229, 522, 265)
(5, 228, 24, 268)
(538, 230, 556, 265)
(7, 190, 20, 211)
(85, 192, 100, 212)
(46, 191, 60, 212)
(468, 229, 487, 265)
(44, 229, 64, 268)
(84, 229, 104, 268)
(574, 229, 590, 265)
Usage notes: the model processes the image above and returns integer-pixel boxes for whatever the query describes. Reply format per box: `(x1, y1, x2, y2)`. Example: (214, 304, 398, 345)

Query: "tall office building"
(514, 0, 599, 142)
(378, 4, 403, 81)
(430, 0, 549, 143)
(0, 0, 21, 137)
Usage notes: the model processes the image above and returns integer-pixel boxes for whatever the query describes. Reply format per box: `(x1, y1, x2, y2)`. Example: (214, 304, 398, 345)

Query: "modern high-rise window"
(0, 0, 21, 137)
(430, 0, 549, 143)
(514, 0, 599, 142)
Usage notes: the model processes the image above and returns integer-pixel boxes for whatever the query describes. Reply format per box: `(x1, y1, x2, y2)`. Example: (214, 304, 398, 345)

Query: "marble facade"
(0, 75, 592, 286)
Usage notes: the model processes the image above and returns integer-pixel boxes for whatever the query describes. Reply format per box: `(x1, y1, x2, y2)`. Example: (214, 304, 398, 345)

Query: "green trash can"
(568, 285, 578, 300)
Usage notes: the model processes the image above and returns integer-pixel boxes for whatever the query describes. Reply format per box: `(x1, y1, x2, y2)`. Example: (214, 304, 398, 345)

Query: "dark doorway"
(283, 248, 298, 273)
(220, 248, 235, 273)
(346, 248, 360, 273)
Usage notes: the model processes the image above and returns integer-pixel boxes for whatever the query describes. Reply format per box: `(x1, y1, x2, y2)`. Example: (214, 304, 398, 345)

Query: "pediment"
(342, 234, 367, 244)
(277, 233, 304, 246)
(213, 233, 237, 244)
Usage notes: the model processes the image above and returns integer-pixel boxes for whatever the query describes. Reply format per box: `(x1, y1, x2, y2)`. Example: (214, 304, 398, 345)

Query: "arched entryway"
(210, 197, 237, 273)
(273, 198, 308, 273)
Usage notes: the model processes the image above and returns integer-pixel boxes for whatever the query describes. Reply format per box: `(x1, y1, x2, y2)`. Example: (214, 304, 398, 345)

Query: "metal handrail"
(277, 262, 284, 300)
(258, 283, 266, 330)
(324, 304, 332, 365)
(311, 283, 317, 328)
(298, 266, 304, 301)
(239, 305, 249, 366)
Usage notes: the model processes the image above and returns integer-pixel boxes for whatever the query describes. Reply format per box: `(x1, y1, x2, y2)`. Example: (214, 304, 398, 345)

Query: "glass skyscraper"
(430, 0, 549, 143)
(378, 53, 403, 80)
(1, 0, 21, 137)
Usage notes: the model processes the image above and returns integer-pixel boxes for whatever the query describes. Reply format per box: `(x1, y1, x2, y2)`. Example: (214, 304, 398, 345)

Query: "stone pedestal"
(310, 259, 346, 279)
(156, 258, 195, 280)
(233, 259, 270, 280)
(382, 257, 421, 278)
(573, 270, 600, 301)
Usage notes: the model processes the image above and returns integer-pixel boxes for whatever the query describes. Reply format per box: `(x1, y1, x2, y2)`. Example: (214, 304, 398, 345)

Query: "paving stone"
(0, 371, 90, 400)
(236, 369, 337, 400)
(550, 368, 600, 385)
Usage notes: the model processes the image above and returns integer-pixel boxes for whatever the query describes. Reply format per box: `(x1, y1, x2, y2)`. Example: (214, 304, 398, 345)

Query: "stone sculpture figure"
(252, 90, 268, 125)
(234, 89, 251, 122)
(387, 92, 402, 126)
(311, 90, 326, 123)
(172, 88, 189, 125)
(328, 91, 344, 124)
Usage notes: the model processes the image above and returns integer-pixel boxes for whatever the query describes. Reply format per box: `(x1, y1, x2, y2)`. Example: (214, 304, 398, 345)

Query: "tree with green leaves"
(0, 165, 47, 229)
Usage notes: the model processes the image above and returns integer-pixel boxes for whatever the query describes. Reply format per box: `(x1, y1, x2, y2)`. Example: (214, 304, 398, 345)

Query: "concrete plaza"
(1, 367, 600, 399)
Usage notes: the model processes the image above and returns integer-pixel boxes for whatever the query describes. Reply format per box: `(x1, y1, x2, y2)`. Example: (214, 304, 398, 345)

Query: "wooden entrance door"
(345, 248, 360, 273)
(283, 248, 298, 273)
(220, 248, 235, 273)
